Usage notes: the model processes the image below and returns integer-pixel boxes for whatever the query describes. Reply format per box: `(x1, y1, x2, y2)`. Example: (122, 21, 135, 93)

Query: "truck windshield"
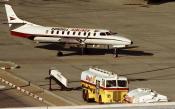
(118, 80, 127, 87)
(106, 80, 116, 87)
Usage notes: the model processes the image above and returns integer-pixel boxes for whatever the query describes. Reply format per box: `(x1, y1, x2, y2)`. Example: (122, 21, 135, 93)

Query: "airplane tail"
(4, 4, 25, 28)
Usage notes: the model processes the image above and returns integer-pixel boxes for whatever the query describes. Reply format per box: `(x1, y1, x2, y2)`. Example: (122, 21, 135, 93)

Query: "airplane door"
(96, 80, 100, 95)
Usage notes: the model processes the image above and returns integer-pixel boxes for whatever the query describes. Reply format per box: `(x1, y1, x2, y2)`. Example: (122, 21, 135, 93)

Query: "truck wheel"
(85, 91, 90, 102)
(99, 96, 103, 104)
(82, 89, 86, 101)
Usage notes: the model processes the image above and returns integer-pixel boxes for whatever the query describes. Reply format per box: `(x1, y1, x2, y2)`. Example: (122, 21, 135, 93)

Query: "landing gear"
(114, 48, 118, 57)
(57, 51, 63, 56)
(80, 44, 88, 55)
(107, 45, 110, 50)
(106, 45, 110, 54)
(81, 45, 84, 55)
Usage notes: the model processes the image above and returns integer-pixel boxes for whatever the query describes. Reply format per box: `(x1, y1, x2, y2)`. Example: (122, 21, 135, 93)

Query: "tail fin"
(4, 4, 25, 27)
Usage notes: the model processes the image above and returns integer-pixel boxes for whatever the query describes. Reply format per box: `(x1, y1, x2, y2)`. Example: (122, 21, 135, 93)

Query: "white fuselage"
(5, 4, 133, 49)
(11, 23, 132, 47)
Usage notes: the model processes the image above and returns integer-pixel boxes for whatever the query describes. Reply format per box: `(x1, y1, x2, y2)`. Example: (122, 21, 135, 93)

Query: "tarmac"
(0, 0, 175, 107)
(0, 81, 45, 108)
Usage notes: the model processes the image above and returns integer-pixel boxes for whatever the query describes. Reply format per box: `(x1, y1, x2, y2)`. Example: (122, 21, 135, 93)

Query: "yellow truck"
(81, 68, 129, 104)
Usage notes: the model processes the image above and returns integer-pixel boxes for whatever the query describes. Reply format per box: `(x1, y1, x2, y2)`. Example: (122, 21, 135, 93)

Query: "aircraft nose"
(121, 37, 132, 44)
(115, 36, 133, 45)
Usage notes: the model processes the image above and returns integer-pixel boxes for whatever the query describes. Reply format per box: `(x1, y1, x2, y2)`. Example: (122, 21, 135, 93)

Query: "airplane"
(4, 4, 133, 57)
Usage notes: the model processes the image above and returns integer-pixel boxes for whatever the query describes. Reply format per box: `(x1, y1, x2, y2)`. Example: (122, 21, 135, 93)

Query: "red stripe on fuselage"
(10, 31, 32, 38)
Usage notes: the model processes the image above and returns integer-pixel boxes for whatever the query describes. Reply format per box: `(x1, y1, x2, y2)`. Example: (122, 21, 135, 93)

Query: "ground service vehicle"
(81, 68, 129, 103)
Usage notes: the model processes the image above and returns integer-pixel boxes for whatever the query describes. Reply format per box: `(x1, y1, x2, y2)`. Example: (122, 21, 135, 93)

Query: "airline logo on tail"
(10, 17, 15, 20)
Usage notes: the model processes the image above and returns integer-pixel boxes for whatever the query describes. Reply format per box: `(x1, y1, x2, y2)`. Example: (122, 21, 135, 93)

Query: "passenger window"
(57, 31, 59, 34)
(78, 32, 81, 35)
(93, 33, 96, 36)
(88, 32, 90, 36)
(100, 32, 106, 36)
(51, 30, 54, 34)
(73, 31, 76, 35)
(62, 31, 65, 35)
(84, 32, 86, 36)
(67, 31, 70, 35)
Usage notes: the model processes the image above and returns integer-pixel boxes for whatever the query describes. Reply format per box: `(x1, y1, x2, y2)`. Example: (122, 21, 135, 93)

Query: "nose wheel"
(106, 45, 110, 54)
(57, 51, 63, 56)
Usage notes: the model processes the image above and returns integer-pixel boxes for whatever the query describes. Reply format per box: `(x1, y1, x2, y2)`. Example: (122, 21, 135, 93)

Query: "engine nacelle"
(34, 37, 61, 42)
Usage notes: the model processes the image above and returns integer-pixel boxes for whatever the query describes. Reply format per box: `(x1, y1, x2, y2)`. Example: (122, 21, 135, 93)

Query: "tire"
(57, 51, 63, 56)
(99, 96, 103, 104)
(85, 91, 90, 102)
(82, 89, 86, 101)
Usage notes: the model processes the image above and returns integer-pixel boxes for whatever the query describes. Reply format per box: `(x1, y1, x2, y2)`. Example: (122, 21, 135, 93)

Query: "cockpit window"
(106, 32, 111, 35)
(106, 32, 118, 36)
(100, 32, 106, 36)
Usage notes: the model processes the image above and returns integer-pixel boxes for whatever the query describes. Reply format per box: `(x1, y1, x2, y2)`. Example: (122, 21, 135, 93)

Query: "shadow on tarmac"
(125, 66, 175, 82)
(147, 0, 175, 4)
(123, 66, 175, 76)
(35, 43, 154, 57)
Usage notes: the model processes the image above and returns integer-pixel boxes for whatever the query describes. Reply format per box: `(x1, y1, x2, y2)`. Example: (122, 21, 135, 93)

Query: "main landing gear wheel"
(57, 51, 63, 56)
(81, 46, 84, 55)
(80, 44, 87, 55)
(114, 48, 118, 57)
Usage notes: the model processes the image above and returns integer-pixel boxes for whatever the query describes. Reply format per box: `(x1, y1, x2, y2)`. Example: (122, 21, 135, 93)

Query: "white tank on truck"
(81, 68, 129, 103)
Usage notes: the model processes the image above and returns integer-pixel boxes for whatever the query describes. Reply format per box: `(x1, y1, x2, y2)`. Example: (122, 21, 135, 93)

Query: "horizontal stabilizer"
(2, 22, 26, 24)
